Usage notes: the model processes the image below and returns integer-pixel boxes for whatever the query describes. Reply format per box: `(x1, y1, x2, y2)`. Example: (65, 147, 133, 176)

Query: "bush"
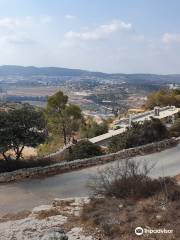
(81, 181, 180, 239)
(82, 158, 180, 239)
(80, 118, 108, 138)
(0, 157, 58, 173)
(169, 118, 180, 137)
(37, 134, 64, 156)
(145, 88, 180, 109)
(65, 140, 103, 161)
(109, 118, 169, 153)
(89, 159, 176, 200)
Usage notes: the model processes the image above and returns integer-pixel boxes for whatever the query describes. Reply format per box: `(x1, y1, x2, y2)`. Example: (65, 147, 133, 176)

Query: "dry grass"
(0, 147, 37, 161)
(81, 159, 180, 239)
(34, 208, 61, 220)
(81, 182, 180, 240)
(175, 174, 180, 183)
(0, 210, 31, 223)
(81, 197, 180, 239)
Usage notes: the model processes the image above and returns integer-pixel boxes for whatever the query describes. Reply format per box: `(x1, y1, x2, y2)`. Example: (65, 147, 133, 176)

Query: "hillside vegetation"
(81, 159, 180, 239)
(109, 118, 169, 153)
(146, 89, 180, 109)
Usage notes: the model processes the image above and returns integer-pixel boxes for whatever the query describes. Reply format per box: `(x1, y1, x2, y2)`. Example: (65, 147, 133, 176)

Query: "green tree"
(145, 89, 180, 109)
(109, 118, 168, 153)
(169, 117, 180, 137)
(46, 91, 83, 145)
(65, 140, 103, 161)
(80, 117, 108, 138)
(0, 104, 46, 161)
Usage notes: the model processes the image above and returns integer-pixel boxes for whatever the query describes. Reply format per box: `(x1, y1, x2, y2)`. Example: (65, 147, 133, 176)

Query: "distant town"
(0, 65, 180, 121)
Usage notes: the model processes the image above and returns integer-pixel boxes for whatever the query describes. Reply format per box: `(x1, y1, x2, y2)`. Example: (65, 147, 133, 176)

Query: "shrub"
(37, 134, 64, 156)
(81, 183, 180, 239)
(80, 118, 108, 138)
(109, 118, 169, 153)
(65, 140, 103, 161)
(145, 88, 180, 109)
(89, 159, 176, 200)
(169, 118, 180, 137)
(82, 158, 180, 239)
(0, 157, 58, 173)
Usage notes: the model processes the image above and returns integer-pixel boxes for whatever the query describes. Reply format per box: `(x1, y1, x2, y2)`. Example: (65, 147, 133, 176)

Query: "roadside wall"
(41, 144, 72, 162)
(0, 138, 178, 183)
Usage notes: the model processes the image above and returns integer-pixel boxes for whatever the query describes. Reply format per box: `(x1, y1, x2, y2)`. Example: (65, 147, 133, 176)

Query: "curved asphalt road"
(0, 144, 179, 215)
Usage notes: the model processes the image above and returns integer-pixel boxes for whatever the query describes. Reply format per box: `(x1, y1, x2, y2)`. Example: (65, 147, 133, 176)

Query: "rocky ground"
(1, 193, 179, 240)
(0, 176, 179, 240)
(0, 197, 96, 240)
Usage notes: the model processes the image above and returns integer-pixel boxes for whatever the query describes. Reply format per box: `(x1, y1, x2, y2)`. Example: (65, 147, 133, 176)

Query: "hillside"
(0, 65, 180, 84)
(0, 65, 107, 78)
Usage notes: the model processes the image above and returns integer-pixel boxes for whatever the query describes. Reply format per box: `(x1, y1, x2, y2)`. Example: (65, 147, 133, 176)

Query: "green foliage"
(46, 91, 83, 145)
(65, 140, 103, 161)
(47, 91, 68, 112)
(37, 134, 64, 156)
(80, 117, 108, 138)
(0, 104, 46, 161)
(0, 156, 59, 173)
(109, 118, 169, 153)
(145, 89, 180, 109)
(169, 118, 180, 137)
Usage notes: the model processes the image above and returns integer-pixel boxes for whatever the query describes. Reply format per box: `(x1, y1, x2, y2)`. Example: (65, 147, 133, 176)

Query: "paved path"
(0, 144, 179, 215)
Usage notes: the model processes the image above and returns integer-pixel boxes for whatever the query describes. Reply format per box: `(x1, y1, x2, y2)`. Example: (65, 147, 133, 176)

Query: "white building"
(90, 106, 180, 146)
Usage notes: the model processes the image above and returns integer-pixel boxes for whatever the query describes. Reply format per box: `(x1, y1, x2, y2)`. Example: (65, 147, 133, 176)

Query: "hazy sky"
(0, 0, 180, 74)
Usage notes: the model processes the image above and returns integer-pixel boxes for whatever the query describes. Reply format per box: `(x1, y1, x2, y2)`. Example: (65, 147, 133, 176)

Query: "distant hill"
(0, 65, 180, 83)
(0, 65, 107, 78)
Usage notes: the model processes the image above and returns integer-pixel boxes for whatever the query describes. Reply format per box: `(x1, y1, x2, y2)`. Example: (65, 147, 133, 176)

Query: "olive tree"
(0, 104, 47, 161)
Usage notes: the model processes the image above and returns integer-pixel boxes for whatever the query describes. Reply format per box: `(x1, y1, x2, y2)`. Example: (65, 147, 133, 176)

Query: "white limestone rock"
(67, 227, 93, 240)
(0, 215, 67, 240)
(32, 205, 52, 214)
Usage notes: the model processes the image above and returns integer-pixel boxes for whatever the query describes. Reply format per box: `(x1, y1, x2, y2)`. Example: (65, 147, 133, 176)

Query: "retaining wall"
(40, 143, 73, 162)
(0, 138, 178, 183)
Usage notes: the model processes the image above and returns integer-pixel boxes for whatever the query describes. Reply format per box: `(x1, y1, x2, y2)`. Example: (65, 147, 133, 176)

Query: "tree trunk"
(15, 145, 25, 160)
(62, 126, 67, 145)
(2, 152, 9, 162)
(2, 152, 10, 171)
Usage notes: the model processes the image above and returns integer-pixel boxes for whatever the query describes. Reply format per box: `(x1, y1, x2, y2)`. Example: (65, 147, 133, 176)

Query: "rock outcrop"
(0, 197, 93, 240)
